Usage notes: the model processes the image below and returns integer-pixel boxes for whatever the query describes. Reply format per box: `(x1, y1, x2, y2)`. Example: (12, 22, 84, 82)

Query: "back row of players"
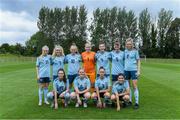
(36, 38, 141, 111)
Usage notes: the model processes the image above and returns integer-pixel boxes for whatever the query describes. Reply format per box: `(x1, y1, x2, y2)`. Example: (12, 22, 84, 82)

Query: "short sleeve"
(78, 54, 82, 62)
(136, 50, 140, 60)
(73, 77, 78, 89)
(95, 80, 98, 88)
(87, 78, 91, 89)
(36, 58, 39, 67)
(112, 85, 117, 94)
(64, 55, 68, 63)
(66, 79, 70, 89)
(53, 81, 57, 91)
(108, 52, 111, 60)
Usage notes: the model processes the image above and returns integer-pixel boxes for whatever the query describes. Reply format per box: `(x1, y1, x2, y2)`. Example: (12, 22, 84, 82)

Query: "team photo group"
(36, 37, 140, 111)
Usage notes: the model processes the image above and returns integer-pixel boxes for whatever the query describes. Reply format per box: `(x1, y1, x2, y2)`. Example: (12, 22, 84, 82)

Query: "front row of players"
(47, 67, 129, 111)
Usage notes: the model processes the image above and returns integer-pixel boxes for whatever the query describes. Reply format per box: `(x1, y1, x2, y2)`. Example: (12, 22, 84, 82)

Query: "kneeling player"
(70, 68, 91, 108)
(91, 67, 111, 108)
(111, 73, 130, 111)
(47, 69, 70, 109)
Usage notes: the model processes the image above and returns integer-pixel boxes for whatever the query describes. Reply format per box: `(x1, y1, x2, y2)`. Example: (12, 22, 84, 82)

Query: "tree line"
(0, 5, 180, 58)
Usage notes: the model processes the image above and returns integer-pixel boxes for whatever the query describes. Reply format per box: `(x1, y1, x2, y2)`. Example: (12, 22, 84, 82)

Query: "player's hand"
(137, 71, 140, 77)
(117, 106, 120, 111)
(97, 101, 102, 108)
(78, 100, 82, 105)
(55, 103, 58, 109)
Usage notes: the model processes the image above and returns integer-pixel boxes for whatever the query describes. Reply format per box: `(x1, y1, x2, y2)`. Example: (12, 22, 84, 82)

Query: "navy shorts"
(124, 71, 138, 80)
(68, 74, 78, 84)
(53, 75, 58, 81)
(38, 77, 51, 83)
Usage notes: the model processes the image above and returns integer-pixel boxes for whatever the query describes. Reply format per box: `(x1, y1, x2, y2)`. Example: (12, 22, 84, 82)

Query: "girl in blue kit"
(124, 38, 141, 109)
(95, 42, 111, 77)
(70, 68, 91, 108)
(91, 67, 111, 108)
(52, 45, 65, 80)
(36, 45, 51, 106)
(65, 44, 82, 87)
(47, 69, 70, 109)
(110, 41, 125, 85)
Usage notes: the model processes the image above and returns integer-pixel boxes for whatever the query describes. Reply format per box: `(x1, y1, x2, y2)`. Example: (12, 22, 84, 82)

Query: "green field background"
(0, 56, 180, 119)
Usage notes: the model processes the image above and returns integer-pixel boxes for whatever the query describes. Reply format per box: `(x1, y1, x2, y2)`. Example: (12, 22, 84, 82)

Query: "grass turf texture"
(0, 57, 180, 119)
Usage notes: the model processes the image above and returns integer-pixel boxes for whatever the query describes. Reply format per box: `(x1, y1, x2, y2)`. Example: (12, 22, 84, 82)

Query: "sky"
(0, 0, 180, 45)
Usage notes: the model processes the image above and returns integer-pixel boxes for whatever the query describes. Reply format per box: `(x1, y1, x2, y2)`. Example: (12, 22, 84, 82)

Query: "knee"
(65, 93, 70, 99)
(111, 94, 116, 101)
(91, 93, 97, 99)
(70, 92, 76, 100)
(84, 92, 91, 99)
(104, 92, 110, 98)
(47, 92, 53, 100)
(123, 95, 130, 101)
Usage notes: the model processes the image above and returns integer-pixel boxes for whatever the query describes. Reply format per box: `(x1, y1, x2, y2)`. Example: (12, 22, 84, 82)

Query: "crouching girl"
(111, 73, 130, 111)
(70, 68, 91, 108)
(47, 69, 70, 109)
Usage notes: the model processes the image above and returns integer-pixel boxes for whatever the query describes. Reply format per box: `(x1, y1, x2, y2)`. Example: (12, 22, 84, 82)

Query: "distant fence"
(0, 57, 36, 63)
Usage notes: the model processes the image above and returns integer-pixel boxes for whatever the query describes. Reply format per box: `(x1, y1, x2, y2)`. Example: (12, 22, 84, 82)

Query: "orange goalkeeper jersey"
(81, 51, 96, 73)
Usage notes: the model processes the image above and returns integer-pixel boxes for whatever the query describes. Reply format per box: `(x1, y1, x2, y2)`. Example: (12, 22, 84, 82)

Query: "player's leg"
(60, 92, 70, 107)
(88, 72, 96, 92)
(103, 92, 111, 108)
(38, 82, 44, 106)
(83, 92, 91, 107)
(47, 91, 55, 107)
(131, 71, 139, 109)
(44, 78, 50, 104)
(124, 71, 132, 105)
(91, 92, 98, 105)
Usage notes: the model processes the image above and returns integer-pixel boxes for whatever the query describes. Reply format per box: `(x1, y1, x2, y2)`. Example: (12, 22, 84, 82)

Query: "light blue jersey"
(65, 54, 82, 75)
(53, 78, 69, 94)
(95, 51, 111, 74)
(73, 76, 91, 91)
(124, 49, 140, 71)
(95, 76, 111, 90)
(52, 56, 65, 76)
(110, 50, 124, 75)
(112, 81, 129, 94)
(36, 55, 51, 78)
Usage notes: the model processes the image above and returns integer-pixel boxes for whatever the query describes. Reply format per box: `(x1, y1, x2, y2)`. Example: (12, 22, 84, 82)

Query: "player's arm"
(36, 58, 39, 80)
(119, 88, 130, 97)
(136, 50, 141, 76)
(115, 92, 120, 111)
(96, 87, 101, 103)
(53, 83, 58, 109)
(99, 86, 111, 93)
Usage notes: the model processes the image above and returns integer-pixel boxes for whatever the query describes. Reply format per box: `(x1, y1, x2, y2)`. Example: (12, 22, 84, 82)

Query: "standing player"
(110, 41, 124, 85)
(65, 44, 81, 87)
(70, 68, 91, 108)
(95, 42, 111, 77)
(111, 73, 130, 111)
(91, 67, 111, 108)
(47, 69, 70, 109)
(81, 43, 96, 91)
(124, 38, 141, 109)
(52, 45, 65, 80)
(36, 45, 51, 106)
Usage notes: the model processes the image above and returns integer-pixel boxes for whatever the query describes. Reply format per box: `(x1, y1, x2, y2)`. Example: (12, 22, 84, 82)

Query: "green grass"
(0, 57, 180, 119)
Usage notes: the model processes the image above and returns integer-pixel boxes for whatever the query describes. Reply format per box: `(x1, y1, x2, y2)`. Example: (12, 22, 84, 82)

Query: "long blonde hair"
(52, 45, 64, 57)
(40, 45, 49, 57)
